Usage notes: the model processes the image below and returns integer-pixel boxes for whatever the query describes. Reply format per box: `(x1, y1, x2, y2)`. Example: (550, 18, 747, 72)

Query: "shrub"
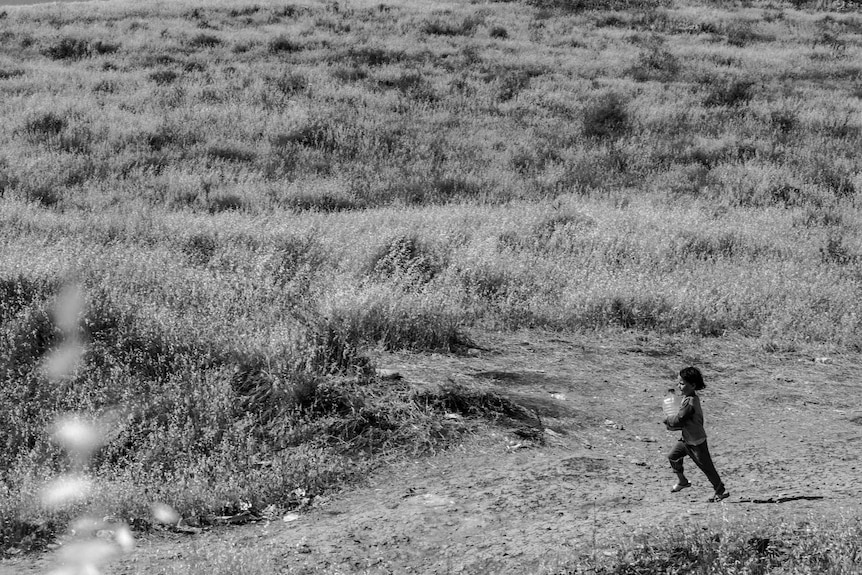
(489, 26, 509, 39)
(674, 230, 741, 260)
(0, 158, 17, 195)
(345, 46, 403, 67)
(41, 37, 119, 60)
(182, 232, 219, 265)
(809, 159, 856, 199)
(90, 40, 121, 56)
(273, 72, 308, 95)
(206, 142, 256, 163)
(0, 300, 59, 391)
(722, 20, 768, 47)
(310, 289, 464, 357)
(820, 233, 857, 265)
(769, 108, 797, 134)
(457, 263, 512, 302)
(702, 77, 755, 107)
(793, 206, 842, 228)
(768, 184, 805, 207)
(228, 5, 261, 17)
(265, 235, 325, 286)
(627, 43, 679, 82)
(583, 93, 630, 139)
(331, 66, 367, 83)
(92, 78, 119, 93)
(420, 15, 481, 36)
(590, 294, 673, 330)
(21, 184, 62, 208)
(206, 193, 246, 213)
(271, 120, 338, 152)
(144, 125, 197, 151)
(366, 234, 445, 285)
(0, 274, 58, 326)
(188, 33, 221, 48)
(496, 69, 532, 102)
(377, 71, 437, 102)
(0, 68, 24, 80)
(22, 111, 66, 143)
(148, 69, 178, 85)
(529, 0, 668, 12)
(268, 35, 303, 53)
(499, 212, 595, 253)
(286, 190, 359, 212)
(230, 364, 321, 429)
(393, 175, 484, 205)
(41, 37, 89, 59)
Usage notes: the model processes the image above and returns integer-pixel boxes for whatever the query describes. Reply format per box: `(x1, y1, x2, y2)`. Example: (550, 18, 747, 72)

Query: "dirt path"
(5, 330, 862, 574)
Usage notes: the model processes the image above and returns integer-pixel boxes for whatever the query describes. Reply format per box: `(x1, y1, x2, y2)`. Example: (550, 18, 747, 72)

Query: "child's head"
(679, 366, 705, 390)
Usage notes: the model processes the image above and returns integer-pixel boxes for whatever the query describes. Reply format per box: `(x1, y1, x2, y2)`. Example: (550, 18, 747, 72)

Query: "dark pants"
(668, 439, 725, 494)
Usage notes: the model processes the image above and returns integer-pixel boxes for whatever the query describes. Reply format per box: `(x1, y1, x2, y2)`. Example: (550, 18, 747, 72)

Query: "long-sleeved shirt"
(665, 393, 707, 446)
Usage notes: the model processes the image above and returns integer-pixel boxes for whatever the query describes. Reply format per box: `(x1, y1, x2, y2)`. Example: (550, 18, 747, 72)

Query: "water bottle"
(662, 388, 680, 418)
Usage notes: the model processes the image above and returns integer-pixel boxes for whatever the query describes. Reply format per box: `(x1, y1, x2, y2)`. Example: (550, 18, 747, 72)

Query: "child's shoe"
(708, 490, 730, 502)
(670, 482, 691, 493)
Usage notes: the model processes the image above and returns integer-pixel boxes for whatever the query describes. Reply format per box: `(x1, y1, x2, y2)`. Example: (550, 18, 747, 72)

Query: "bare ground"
(5, 329, 862, 574)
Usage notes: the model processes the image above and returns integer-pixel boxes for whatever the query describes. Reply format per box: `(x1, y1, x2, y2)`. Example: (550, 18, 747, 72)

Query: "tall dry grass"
(0, 0, 861, 563)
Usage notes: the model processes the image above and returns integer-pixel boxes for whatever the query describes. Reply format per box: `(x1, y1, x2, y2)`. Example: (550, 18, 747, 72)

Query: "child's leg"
(668, 440, 689, 484)
(687, 440, 725, 494)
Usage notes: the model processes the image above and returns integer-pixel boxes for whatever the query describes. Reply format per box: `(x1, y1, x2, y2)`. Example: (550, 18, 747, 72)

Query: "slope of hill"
(1, 0, 862, 571)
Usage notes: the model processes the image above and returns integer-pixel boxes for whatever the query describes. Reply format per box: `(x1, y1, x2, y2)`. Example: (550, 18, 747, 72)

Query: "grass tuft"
(41, 37, 119, 60)
(366, 233, 445, 285)
(22, 112, 66, 143)
(627, 40, 680, 82)
(188, 33, 221, 48)
(702, 76, 755, 107)
(583, 92, 630, 139)
(268, 35, 303, 53)
(420, 15, 482, 37)
(182, 232, 219, 265)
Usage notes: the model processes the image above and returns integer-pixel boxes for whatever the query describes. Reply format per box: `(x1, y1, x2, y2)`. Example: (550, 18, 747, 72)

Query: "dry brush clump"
(0, 266, 471, 554)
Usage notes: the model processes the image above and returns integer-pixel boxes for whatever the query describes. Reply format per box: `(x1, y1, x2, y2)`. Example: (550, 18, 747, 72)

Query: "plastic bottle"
(662, 388, 680, 418)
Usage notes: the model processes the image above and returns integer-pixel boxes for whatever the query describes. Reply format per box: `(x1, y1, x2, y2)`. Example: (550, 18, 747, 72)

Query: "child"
(664, 366, 729, 502)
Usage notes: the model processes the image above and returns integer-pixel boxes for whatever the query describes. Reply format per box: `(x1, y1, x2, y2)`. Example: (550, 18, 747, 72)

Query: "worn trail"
(5, 330, 861, 574)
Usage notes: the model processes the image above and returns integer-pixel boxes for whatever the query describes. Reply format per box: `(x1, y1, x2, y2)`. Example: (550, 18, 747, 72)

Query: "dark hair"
(679, 366, 705, 390)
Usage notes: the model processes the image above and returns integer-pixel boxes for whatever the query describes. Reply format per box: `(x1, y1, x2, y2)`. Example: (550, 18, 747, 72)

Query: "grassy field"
(1, 0, 861, 569)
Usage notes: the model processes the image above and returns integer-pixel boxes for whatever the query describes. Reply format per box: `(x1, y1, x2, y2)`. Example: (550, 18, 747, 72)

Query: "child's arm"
(664, 397, 694, 429)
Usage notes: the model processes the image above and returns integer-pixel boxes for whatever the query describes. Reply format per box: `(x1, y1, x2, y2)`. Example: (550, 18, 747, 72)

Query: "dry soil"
(5, 329, 862, 574)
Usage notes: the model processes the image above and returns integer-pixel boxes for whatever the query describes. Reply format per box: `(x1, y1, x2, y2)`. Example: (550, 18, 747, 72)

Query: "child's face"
(677, 377, 695, 395)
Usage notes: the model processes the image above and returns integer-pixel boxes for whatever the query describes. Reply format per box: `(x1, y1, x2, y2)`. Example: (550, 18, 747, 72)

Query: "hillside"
(1, 0, 861, 571)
